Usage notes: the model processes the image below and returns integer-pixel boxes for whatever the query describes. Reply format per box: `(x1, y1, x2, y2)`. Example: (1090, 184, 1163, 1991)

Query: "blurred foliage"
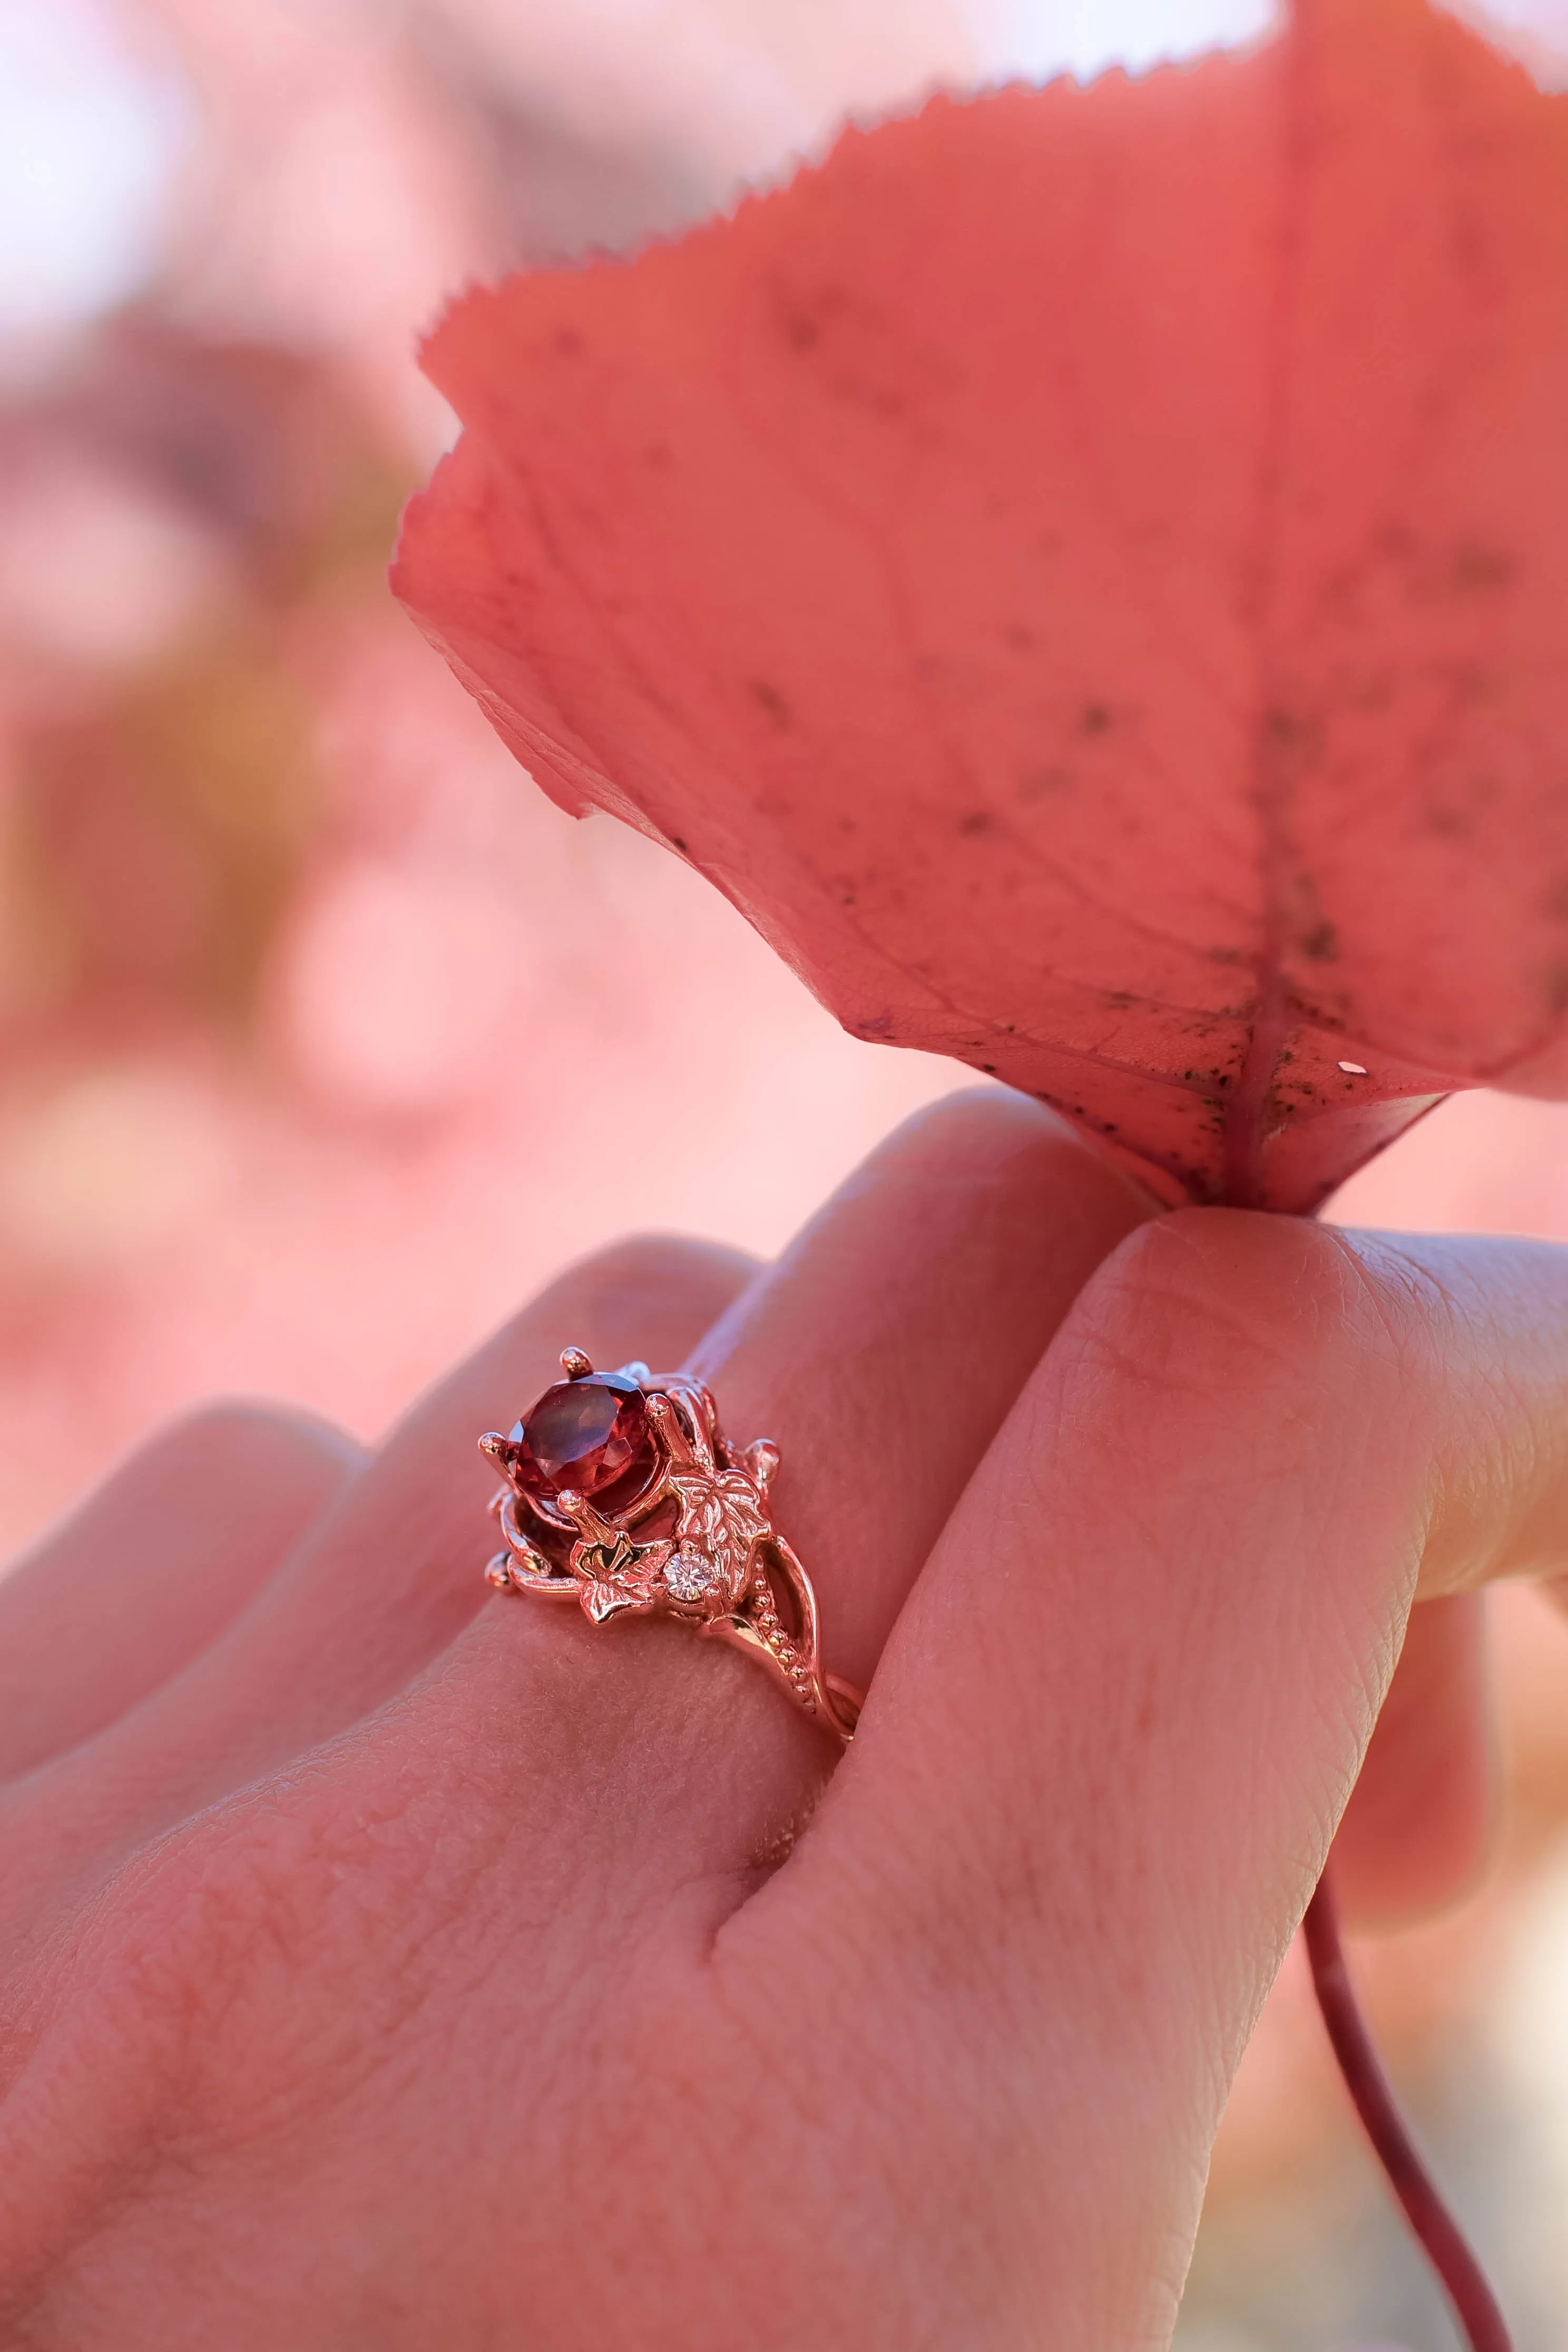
(0, 322, 414, 1057)
(14, 640, 317, 1035)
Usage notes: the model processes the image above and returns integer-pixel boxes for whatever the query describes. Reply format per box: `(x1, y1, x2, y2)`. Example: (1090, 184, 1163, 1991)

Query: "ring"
(479, 1350, 863, 1744)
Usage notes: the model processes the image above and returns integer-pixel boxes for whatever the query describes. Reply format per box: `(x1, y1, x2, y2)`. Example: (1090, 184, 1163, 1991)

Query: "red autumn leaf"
(394, 0, 1568, 1210)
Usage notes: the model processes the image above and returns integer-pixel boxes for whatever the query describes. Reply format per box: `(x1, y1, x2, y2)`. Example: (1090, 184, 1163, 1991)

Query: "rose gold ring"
(479, 1349, 862, 1745)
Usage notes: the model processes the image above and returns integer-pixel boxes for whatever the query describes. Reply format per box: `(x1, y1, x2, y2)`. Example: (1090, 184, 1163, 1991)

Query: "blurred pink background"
(2, 2, 1567, 2344)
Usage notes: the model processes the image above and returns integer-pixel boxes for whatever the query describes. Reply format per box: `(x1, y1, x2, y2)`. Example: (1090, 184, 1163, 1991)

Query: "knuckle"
(156, 1400, 364, 1482)
(8, 1772, 434, 2195)
(543, 1233, 757, 1332)
(874, 1085, 1146, 1208)
(891, 1084, 1068, 1156)
(1070, 1208, 1410, 1420)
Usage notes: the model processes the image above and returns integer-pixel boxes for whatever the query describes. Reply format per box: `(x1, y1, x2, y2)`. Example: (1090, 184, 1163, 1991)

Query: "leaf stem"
(1302, 1867, 1512, 2351)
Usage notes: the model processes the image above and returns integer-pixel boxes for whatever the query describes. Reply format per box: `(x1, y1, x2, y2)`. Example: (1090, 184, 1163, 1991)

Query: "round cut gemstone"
(509, 1371, 649, 1504)
(664, 1547, 717, 1603)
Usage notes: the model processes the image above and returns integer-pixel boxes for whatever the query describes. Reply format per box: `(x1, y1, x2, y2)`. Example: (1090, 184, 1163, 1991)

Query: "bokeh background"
(2, 0, 1567, 2342)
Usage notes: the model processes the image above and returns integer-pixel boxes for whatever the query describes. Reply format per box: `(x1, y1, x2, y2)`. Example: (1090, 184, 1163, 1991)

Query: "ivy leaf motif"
(669, 1467, 768, 1607)
(573, 1531, 674, 1624)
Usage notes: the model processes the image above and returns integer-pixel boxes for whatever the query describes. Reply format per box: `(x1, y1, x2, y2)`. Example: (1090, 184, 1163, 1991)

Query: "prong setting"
(741, 1439, 780, 1491)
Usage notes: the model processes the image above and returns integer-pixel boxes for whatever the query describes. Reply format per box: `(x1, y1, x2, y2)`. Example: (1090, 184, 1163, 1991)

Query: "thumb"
(778, 1212, 1473, 2342)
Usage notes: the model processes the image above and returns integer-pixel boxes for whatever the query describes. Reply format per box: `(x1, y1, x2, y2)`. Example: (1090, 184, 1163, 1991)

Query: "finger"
(410, 1089, 1155, 1915)
(689, 1087, 1159, 1693)
(0, 1406, 362, 1781)
(772, 1215, 1567, 2335)
(3, 1237, 756, 1914)
(1330, 1592, 1497, 1928)
(1362, 1232, 1568, 1598)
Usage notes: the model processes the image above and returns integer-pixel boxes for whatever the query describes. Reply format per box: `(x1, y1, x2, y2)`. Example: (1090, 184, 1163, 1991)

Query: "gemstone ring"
(479, 1349, 862, 1745)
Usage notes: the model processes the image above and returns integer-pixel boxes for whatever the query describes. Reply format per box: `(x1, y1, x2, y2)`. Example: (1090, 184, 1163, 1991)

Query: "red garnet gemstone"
(509, 1371, 650, 1505)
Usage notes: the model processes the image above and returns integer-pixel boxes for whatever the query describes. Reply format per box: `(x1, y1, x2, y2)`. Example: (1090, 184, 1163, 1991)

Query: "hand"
(1, 1090, 1563, 2348)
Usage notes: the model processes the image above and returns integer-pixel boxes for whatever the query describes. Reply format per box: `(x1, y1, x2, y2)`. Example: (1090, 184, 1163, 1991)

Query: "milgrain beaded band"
(480, 1350, 862, 1745)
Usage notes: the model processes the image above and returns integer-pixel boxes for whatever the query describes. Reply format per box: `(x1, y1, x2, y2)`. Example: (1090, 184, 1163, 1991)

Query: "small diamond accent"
(664, 1547, 717, 1602)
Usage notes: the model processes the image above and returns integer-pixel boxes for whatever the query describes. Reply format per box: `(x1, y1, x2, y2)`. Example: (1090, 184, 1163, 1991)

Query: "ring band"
(480, 1350, 861, 1744)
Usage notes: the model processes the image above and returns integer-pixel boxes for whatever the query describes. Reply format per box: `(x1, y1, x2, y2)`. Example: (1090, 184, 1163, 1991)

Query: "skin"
(0, 1088, 1563, 2348)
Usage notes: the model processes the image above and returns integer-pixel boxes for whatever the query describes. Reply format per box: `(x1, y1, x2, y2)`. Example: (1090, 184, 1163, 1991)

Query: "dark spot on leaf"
(671, 836, 688, 852)
(1450, 541, 1514, 592)
(981, 1063, 997, 1073)
(554, 327, 584, 356)
(958, 810, 993, 837)
(1263, 708, 1323, 769)
(751, 680, 791, 727)
(1300, 920, 1339, 963)
(1080, 702, 1112, 735)
(1104, 989, 1134, 1010)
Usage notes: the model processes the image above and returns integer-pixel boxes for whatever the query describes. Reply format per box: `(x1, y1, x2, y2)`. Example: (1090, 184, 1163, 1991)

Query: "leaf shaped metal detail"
(669, 1466, 768, 1607)
(572, 1530, 674, 1623)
